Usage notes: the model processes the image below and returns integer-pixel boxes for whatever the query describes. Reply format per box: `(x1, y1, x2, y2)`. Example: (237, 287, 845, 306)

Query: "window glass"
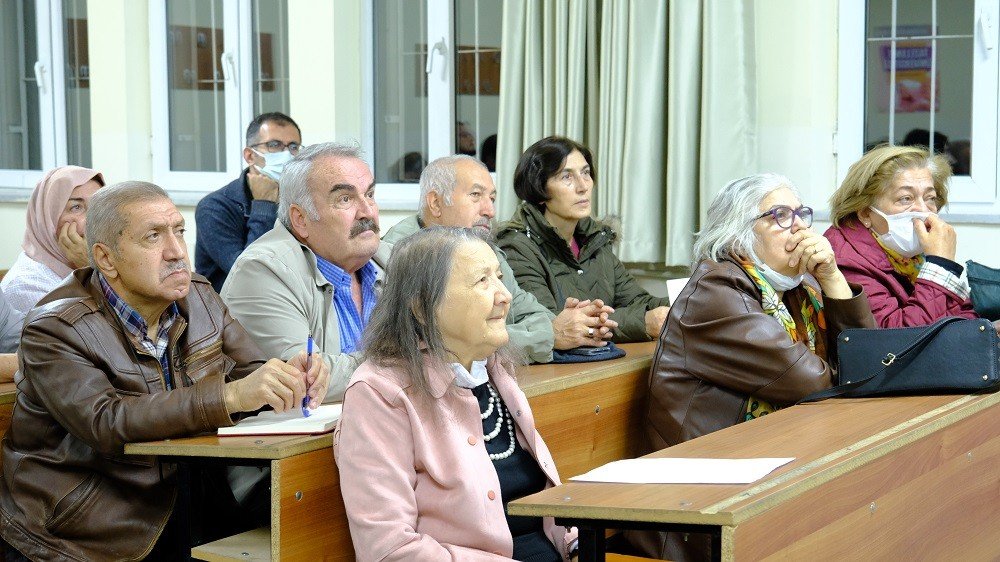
(864, 0, 974, 174)
(373, 0, 428, 183)
(455, 0, 502, 172)
(251, 0, 290, 116)
(0, 0, 42, 170)
(165, 0, 226, 172)
(63, 0, 90, 167)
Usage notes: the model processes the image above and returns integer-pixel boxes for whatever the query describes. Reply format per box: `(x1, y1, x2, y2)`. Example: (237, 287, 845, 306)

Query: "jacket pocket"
(184, 340, 236, 383)
(46, 472, 101, 535)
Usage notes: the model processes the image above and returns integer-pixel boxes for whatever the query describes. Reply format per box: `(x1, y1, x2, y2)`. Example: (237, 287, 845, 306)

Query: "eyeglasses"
(249, 140, 302, 154)
(752, 205, 813, 229)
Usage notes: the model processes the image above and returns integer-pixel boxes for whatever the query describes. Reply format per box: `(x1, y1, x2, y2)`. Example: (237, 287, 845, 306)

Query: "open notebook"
(218, 404, 343, 436)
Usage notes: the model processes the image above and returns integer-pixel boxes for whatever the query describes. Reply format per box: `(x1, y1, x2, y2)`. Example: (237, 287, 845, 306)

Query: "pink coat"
(824, 217, 977, 327)
(334, 355, 575, 561)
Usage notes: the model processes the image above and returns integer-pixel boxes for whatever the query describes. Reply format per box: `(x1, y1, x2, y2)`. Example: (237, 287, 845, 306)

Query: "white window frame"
(0, 0, 75, 191)
(362, 0, 457, 211)
(148, 0, 257, 195)
(837, 0, 1000, 221)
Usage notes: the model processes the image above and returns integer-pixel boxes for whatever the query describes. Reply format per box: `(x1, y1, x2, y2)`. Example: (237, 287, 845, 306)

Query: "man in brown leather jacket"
(0, 181, 330, 561)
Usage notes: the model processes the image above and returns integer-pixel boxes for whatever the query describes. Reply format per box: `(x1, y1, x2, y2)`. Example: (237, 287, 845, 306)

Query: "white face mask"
(868, 206, 931, 258)
(251, 148, 294, 181)
(752, 255, 804, 292)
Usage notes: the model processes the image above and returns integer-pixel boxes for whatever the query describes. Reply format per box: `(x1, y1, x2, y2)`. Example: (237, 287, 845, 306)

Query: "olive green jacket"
(496, 202, 670, 343)
(382, 214, 555, 363)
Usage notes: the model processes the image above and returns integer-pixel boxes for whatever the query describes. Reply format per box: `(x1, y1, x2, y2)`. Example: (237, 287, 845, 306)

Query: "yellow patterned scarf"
(872, 231, 924, 284)
(739, 258, 825, 421)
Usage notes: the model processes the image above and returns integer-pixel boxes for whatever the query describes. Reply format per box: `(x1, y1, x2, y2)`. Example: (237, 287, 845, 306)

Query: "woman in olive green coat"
(496, 136, 670, 342)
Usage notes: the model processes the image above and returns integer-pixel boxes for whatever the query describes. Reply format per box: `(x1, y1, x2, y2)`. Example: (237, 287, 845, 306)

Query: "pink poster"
(877, 25, 940, 113)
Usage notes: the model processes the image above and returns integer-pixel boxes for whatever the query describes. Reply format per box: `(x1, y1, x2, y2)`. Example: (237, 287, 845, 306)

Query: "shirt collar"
(450, 359, 489, 389)
(314, 254, 377, 289)
(97, 272, 179, 339)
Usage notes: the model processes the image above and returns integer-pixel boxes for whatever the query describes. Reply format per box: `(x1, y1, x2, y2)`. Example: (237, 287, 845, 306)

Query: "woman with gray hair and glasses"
(630, 173, 875, 562)
(335, 227, 576, 561)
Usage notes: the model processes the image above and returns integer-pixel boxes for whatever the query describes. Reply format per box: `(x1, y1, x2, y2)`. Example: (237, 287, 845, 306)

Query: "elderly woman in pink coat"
(1, 166, 105, 319)
(335, 227, 576, 561)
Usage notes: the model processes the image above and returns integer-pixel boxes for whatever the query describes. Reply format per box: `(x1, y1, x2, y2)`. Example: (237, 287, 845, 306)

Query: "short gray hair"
(418, 154, 486, 214)
(362, 226, 509, 395)
(278, 142, 364, 229)
(86, 181, 171, 268)
(692, 173, 798, 264)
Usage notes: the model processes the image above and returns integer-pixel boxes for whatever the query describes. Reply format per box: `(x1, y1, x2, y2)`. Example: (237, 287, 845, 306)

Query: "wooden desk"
(126, 341, 657, 561)
(509, 392, 1000, 561)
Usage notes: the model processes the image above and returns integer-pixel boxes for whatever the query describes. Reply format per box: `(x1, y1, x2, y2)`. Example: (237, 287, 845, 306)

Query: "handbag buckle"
(882, 353, 896, 366)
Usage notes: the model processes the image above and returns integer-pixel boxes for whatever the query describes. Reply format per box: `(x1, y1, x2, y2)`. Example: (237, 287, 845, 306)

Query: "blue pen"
(302, 335, 314, 417)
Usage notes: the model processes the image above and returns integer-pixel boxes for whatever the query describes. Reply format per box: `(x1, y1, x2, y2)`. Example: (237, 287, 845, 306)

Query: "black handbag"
(799, 316, 1000, 403)
(967, 260, 1000, 321)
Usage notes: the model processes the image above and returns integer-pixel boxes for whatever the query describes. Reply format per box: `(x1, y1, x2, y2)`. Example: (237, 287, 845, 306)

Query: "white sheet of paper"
(665, 277, 690, 305)
(570, 457, 795, 485)
(218, 403, 343, 436)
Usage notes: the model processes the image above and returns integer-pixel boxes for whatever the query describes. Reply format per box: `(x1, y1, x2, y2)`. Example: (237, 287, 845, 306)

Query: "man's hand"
(552, 297, 618, 349)
(644, 306, 669, 339)
(224, 358, 307, 413)
(287, 348, 330, 409)
(914, 214, 957, 261)
(58, 222, 90, 269)
(247, 166, 279, 202)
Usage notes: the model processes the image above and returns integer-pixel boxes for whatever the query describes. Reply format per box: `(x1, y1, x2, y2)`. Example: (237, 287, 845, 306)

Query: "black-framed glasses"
(752, 205, 813, 229)
(249, 140, 302, 154)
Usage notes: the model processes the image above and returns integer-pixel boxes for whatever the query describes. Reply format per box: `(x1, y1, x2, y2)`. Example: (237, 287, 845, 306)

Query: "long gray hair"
(278, 142, 363, 229)
(692, 173, 798, 264)
(362, 226, 506, 395)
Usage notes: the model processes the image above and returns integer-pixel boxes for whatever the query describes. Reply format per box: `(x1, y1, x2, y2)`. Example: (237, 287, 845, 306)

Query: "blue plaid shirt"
(99, 274, 180, 390)
(314, 256, 377, 354)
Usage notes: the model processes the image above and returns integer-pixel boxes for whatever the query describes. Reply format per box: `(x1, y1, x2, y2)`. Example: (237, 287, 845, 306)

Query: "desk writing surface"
(125, 432, 332, 460)
(508, 392, 998, 526)
(517, 341, 656, 397)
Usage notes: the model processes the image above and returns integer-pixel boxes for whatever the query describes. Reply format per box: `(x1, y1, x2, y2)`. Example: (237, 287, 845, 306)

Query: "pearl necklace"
(481, 383, 516, 461)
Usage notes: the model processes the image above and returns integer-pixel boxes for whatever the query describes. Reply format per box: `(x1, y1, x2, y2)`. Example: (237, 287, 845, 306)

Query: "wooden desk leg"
(577, 526, 606, 562)
(270, 447, 352, 560)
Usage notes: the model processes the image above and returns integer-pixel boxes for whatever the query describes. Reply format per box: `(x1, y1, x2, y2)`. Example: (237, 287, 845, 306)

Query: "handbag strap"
(797, 316, 968, 404)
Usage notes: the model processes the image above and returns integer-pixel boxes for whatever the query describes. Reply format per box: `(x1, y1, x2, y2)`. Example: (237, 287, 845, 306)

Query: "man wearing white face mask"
(195, 112, 303, 293)
(826, 145, 983, 329)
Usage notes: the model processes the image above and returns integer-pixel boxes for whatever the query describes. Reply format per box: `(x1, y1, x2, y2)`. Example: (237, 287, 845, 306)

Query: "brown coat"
(632, 258, 875, 561)
(0, 269, 265, 561)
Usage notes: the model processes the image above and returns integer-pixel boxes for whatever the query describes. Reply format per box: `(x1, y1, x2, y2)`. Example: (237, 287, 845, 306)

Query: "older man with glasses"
(195, 112, 304, 292)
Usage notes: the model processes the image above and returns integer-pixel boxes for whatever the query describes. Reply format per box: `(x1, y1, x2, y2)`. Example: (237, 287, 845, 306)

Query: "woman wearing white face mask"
(632, 174, 876, 562)
(825, 145, 979, 328)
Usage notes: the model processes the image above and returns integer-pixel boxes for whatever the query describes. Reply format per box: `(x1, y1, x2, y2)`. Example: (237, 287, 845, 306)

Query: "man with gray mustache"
(223, 142, 387, 402)
(221, 143, 388, 524)
(383, 155, 618, 361)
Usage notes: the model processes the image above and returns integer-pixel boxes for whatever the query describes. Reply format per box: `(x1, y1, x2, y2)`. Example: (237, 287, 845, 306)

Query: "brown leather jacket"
(0, 269, 265, 561)
(632, 258, 875, 561)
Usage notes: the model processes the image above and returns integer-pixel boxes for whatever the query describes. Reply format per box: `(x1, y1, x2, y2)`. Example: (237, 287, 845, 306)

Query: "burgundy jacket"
(824, 217, 976, 327)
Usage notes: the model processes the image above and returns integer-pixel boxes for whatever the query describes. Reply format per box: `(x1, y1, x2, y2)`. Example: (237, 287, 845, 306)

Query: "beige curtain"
(496, 0, 758, 265)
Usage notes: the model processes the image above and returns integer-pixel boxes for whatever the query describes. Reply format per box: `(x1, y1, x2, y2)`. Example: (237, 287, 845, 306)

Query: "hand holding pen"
(290, 334, 330, 417)
(302, 336, 314, 417)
